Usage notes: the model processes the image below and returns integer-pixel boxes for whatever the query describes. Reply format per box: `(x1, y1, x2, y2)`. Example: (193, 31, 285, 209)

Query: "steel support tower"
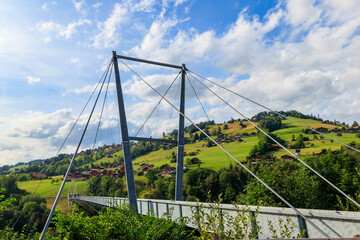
(112, 51, 186, 209)
(113, 51, 138, 212)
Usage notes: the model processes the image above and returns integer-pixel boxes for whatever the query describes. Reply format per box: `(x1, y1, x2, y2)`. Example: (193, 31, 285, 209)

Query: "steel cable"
(188, 71, 360, 210)
(118, 59, 329, 238)
(11, 61, 112, 230)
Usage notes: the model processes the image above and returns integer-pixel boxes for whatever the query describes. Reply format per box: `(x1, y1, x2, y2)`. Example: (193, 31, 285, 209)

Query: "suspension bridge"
(12, 51, 360, 239)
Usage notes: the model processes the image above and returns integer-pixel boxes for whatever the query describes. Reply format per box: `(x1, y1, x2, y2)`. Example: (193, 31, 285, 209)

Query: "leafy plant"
(50, 203, 194, 239)
(190, 192, 261, 239)
(268, 217, 305, 239)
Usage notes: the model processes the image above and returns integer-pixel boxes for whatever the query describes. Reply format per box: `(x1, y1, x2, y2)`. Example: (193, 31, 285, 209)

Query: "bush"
(190, 193, 304, 239)
(50, 204, 194, 239)
(188, 152, 196, 156)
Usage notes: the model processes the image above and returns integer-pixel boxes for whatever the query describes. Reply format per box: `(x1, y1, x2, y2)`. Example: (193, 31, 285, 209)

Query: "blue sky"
(1, 0, 360, 166)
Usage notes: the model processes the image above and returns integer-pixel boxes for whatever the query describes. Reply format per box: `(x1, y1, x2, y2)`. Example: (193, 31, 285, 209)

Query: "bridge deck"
(70, 196, 360, 239)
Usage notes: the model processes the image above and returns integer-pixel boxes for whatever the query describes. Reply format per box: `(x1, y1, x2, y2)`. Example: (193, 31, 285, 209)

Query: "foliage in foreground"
(51, 204, 193, 240)
(190, 193, 304, 240)
(0, 204, 194, 240)
(0, 176, 49, 234)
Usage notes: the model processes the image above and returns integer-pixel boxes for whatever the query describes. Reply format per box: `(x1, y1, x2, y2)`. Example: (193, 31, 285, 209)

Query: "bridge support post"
(113, 51, 138, 213)
(175, 64, 186, 201)
(297, 215, 309, 238)
(250, 211, 259, 239)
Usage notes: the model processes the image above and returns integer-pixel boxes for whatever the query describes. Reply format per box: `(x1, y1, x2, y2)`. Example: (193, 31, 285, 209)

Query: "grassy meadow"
(18, 176, 87, 211)
(15, 116, 359, 208)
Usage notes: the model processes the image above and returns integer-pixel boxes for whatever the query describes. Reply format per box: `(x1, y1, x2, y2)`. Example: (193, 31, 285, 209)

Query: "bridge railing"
(70, 196, 360, 239)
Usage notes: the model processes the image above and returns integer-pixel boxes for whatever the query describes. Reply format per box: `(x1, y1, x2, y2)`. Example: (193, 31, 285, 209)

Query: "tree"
(249, 132, 285, 156)
(293, 134, 305, 149)
(0, 188, 15, 209)
(352, 121, 359, 127)
(194, 133, 199, 141)
(223, 124, 228, 130)
(207, 139, 214, 147)
(145, 170, 157, 190)
(170, 151, 176, 163)
(217, 126, 222, 135)
(258, 117, 282, 132)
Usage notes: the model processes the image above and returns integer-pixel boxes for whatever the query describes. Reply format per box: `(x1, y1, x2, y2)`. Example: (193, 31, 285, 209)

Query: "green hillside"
(113, 117, 358, 172)
(14, 115, 360, 207)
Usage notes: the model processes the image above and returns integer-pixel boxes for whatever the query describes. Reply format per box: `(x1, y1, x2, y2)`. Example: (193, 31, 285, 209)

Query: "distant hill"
(3, 110, 359, 176)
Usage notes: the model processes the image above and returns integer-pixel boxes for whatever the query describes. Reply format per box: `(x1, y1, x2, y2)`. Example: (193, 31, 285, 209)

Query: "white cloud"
(0, 107, 123, 165)
(42, 2, 48, 10)
(64, 82, 116, 95)
(285, 0, 321, 28)
(128, 1, 360, 124)
(70, 57, 79, 64)
(26, 76, 40, 84)
(131, 0, 156, 12)
(41, 1, 56, 10)
(91, 3, 128, 48)
(92, 2, 102, 9)
(36, 19, 91, 39)
(72, 0, 85, 12)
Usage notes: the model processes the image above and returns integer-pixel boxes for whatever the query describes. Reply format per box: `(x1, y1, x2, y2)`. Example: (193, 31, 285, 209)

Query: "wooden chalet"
(32, 173, 46, 180)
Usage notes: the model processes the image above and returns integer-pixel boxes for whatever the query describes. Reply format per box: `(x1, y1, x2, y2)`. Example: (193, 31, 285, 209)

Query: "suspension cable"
(166, 74, 181, 135)
(185, 74, 210, 122)
(93, 64, 113, 148)
(188, 72, 360, 210)
(118, 58, 329, 238)
(188, 71, 360, 154)
(40, 61, 111, 240)
(135, 72, 181, 137)
(11, 61, 112, 230)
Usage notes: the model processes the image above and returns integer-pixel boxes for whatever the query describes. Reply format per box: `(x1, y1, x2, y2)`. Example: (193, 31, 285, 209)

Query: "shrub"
(50, 204, 194, 239)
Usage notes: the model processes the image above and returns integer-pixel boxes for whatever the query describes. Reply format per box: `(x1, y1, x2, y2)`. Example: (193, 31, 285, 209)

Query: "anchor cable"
(186, 74, 210, 122)
(93, 64, 113, 148)
(135, 72, 181, 137)
(118, 58, 329, 238)
(40, 61, 111, 240)
(188, 71, 360, 154)
(11, 61, 112, 230)
(188, 71, 360, 210)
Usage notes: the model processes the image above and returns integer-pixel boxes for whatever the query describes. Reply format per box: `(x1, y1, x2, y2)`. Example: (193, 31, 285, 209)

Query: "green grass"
(9, 164, 29, 172)
(17, 176, 88, 211)
(14, 117, 359, 208)
(18, 176, 87, 197)
(79, 117, 359, 173)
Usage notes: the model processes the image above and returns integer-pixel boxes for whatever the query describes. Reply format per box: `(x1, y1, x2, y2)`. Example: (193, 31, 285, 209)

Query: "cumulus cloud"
(26, 76, 40, 84)
(70, 57, 79, 64)
(6, 109, 73, 138)
(72, 0, 85, 12)
(92, 2, 102, 9)
(91, 0, 160, 48)
(36, 18, 91, 40)
(42, 2, 48, 10)
(64, 82, 116, 95)
(41, 1, 55, 10)
(131, 0, 156, 12)
(91, 3, 128, 48)
(0, 107, 123, 165)
(127, 1, 360, 124)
